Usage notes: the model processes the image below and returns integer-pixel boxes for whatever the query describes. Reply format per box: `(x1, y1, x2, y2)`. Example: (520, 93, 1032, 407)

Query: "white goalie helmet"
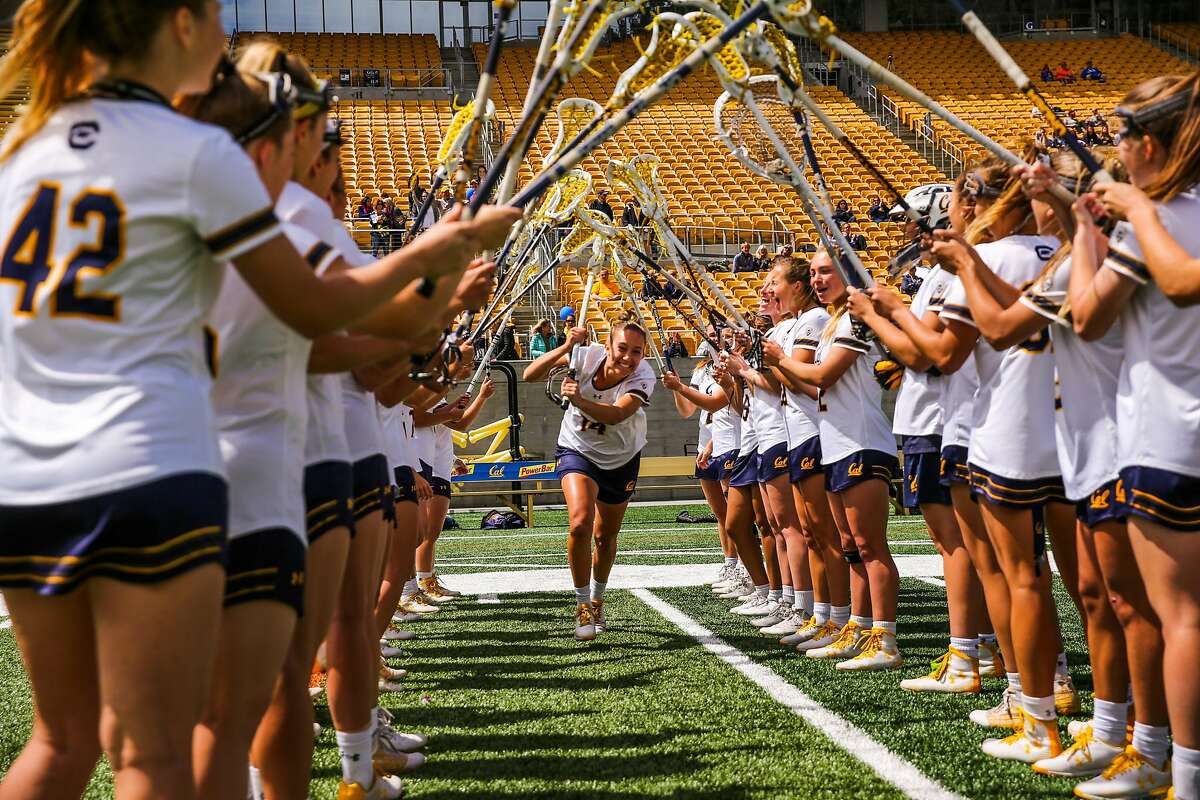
(889, 183, 954, 229)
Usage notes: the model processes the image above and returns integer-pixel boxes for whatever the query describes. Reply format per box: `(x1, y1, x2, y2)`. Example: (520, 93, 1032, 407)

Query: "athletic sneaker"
(1068, 719, 1090, 739)
(379, 664, 407, 682)
(780, 615, 821, 646)
(592, 599, 607, 633)
(969, 686, 1022, 729)
(979, 640, 1004, 679)
(730, 594, 773, 617)
(397, 595, 439, 615)
(836, 628, 903, 671)
(430, 574, 461, 598)
(981, 709, 1062, 763)
(762, 608, 807, 636)
(380, 644, 404, 660)
(417, 578, 456, 603)
(337, 770, 404, 800)
(575, 602, 596, 641)
(900, 647, 981, 693)
(751, 601, 788, 628)
(392, 610, 422, 624)
(376, 706, 425, 747)
(383, 627, 415, 642)
(1072, 746, 1172, 799)
(374, 731, 427, 773)
(711, 563, 737, 588)
(717, 580, 752, 600)
(1056, 673, 1082, 715)
(1032, 723, 1123, 778)
(805, 621, 865, 659)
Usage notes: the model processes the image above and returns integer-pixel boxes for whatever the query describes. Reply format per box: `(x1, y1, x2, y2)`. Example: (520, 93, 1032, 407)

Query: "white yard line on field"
(632, 588, 966, 800)
(439, 526, 717, 541)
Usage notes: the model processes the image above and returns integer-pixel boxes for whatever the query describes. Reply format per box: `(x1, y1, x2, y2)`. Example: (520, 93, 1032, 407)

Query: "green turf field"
(0, 503, 1090, 799)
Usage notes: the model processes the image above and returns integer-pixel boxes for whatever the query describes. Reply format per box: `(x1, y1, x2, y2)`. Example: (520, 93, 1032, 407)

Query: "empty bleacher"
(238, 31, 443, 87)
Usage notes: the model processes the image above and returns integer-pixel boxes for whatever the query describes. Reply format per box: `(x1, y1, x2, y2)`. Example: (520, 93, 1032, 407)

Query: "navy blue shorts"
(1117, 465, 1200, 532)
(757, 441, 790, 483)
(393, 466, 418, 505)
(728, 451, 758, 489)
(694, 457, 720, 481)
(788, 438, 823, 484)
(431, 476, 451, 499)
(939, 445, 971, 488)
(969, 464, 1069, 509)
(716, 450, 739, 482)
(555, 447, 641, 505)
(825, 450, 900, 494)
(224, 528, 306, 616)
(0, 472, 227, 595)
(351, 454, 390, 522)
(304, 461, 354, 544)
(1076, 479, 1126, 528)
(903, 436, 951, 509)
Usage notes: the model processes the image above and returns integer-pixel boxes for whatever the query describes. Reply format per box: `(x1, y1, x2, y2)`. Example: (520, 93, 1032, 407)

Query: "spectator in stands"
(886, 52, 895, 71)
(384, 197, 403, 249)
(753, 244, 772, 270)
(407, 178, 424, 216)
(465, 179, 480, 203)
(832, 199, 856, 225)
(593, 268, 621, 299)
(661, 275, 683, 301)
(356, 196, 373, 221)
(559, 306, 576, 339)
(1035, 127, 1049, 152)
(899, 263, 925, 297)
(528, 319, 561, 359)
(621, 199, 644, 228)
(1080, 60, 1104, 81)
(841, 221, 868, 251)
(1040, 63, 1054, 81)
(436, 188, 454, 219)
(369, 198, 390, 257)
(1063, 108, 1078, 128)
(732, 242, 756, 273)
(663, 332, 689, 359)
(1053, 62, 1075, 83)
(590, 189, 615, 220)
(641, 272, 665, 300)
(494, 320, 521, 361)
(778, 244, 793, 258)
(868, 196, 890, 222)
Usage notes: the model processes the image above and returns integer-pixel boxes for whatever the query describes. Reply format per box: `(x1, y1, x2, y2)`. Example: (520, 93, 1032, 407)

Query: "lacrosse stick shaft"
(466, 309, 512, 394)
(459, 0, 517, 221)
(473, 258, 561, 339)
(801, 30, 1076, 205)
(511, 1, 771, 211)
(948, 0, 1109, 181)
(406, 171, 445, 242)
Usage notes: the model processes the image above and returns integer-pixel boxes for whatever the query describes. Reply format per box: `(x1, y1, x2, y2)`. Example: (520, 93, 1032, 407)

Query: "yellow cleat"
(591, 599, 607, 633)
(981, 708, 1062, 763)
(1056, 673, 1082, 715)
(430, 573, 461, 597)
(969, 685, 1022, 728)
(900, 647, 981, 693)
(1072, 746, 1173, 800)
(837, 628, 903, 672)
(417, 578, 456, 603)
(337, 768, 404, 800)
(979, 639, 1005, 679)
(804, 620, 865, 659)
(1033, 724, 1123, 777)
(574, 602, 596, 641)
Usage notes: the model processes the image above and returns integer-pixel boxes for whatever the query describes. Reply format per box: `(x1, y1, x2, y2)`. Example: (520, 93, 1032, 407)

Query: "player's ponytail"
(1118, 73, 1200, 202)
(0, 0, 207, 162)
(965, 142, 1039, 245)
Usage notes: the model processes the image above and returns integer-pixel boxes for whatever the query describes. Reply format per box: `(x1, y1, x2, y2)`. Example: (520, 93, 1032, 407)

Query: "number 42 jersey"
(0, 96, 279, 504)
(557, 343, 656, 469)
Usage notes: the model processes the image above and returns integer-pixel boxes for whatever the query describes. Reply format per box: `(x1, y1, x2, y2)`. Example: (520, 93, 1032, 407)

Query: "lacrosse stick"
(407, 97, 497, 243)
(610, 253, 671, 375)
(947, 0, 1109, 181)
(456, 0, 519, 206)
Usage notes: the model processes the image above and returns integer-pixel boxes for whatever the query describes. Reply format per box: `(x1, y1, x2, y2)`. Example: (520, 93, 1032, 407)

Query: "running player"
(523, 320, 656, 640)
(763, 250, 902, 671)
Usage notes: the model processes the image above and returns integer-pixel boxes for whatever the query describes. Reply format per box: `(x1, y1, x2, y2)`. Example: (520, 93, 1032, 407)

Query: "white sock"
(724, 556, 738, 567)
(831, 605, 850, 626)
(979, 632, 997, 647)
(591, 580, 607, 602)
(1173, 743, 1200, 800)
(813, 602, 830, 624)
(782, 585, 795, 605)
(949, 637, 977, 671)
(1007, 672, 1023, 696)
(851, 614, 872, 629)
(401, 578, 418, 598)
(335, 719, 376, 787)
(574, 585, 590, 605)
(1132, 722, 1169, 766)
(875, 620, 896, 635)
(417, 570, 433, 580)
(248, 765, 264, 800)
(1092, 699, 1129, 747)
(754, 583, 769, 597)
(1055, 652, 1069, 677)
(797, 590, 814, 616)
(768, 589, 781, 602)
(1023, 693, 1056, 722)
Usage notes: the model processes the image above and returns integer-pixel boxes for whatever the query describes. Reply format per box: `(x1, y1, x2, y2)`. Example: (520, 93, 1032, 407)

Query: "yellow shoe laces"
(1100, 747, 1149, 780)
(925, 650, 951, 679)
(829, 622, 862, 650)
(576, 603, 594, 626)
(853, 629, 885, 659)
(1062, 726, 1096, 760)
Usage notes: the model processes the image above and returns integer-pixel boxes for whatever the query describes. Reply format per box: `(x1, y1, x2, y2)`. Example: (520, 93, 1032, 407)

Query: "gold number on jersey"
(0, 183, 125, 320)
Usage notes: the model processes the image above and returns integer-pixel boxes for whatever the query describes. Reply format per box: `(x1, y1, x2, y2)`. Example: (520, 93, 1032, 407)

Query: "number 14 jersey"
(557, 343, 656, 469)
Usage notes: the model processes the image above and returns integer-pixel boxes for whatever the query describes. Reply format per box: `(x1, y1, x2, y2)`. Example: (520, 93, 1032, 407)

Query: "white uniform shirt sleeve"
(624, 363, 656, 406)
(831, 312, 872, 355)
(1018, 257, 1070, 325)
(1102, 220, 1151, 285)
(791, 315, 822, 352)
(939, 278, 976, 328)
(187, 133, 281, 260)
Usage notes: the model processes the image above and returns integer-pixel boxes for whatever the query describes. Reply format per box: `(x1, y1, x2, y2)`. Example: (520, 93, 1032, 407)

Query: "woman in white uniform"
(1068, 73, 1200, 800)
(523, 321, 656, 641)
(764, 250, 901, 671)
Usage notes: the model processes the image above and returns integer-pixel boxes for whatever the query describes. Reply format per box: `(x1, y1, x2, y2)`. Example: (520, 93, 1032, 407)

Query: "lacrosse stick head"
(764, 0, 822, 39)
(610, 12, 700, 107)
(713, 73, 807, 185)
(751, 22, 805, 100)
(544, 98, 603, 169)
(438, 97, 496, 167)
(532, 169, 594, 226)
(556, 212, 601, 262)
(605, 156, 667, 220)
(556, 0, 646, 78)
(683, 10, 752, 93)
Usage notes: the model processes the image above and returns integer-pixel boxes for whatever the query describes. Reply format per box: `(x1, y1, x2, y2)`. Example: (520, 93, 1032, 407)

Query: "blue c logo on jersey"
(69, 121, 100, 150)
(1035, 244, 1057, 261)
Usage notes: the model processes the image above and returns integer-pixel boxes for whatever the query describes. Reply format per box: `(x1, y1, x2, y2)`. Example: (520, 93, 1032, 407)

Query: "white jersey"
(1020, 255, 1122, 499)
(211, 223, 332, 540)
(737, 389, 759, 456)
(692, 363, 741, 456)
(816, 312, 896, 463)
(0, 94, 280, 504)
(689, 365, 713, 451)
(779, 307, 829, 448)
(749, 322, 792, 451)
(277, 182, 351, 467)
(434, 423, 455, 480)
(941, 235, 1060, 480)
(936, 276, 978, 449)
(412, 420, 437, 470)
(378, 403, 415, 477)
(893, 265, 954, 438)
(1104, 190, 1200, 478)
(556, 343, 655, 469)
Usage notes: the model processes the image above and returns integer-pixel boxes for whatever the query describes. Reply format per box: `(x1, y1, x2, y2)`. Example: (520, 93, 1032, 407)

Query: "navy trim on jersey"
(224, 528, 306, 615)
(555, 447, 641, 505)
(1104, 250, 1150, 284)
(0, 473, 227, 595)
(304, 241, 333, 269)
(942, 303, 974, 321)
(832, 337, 870, 354)
(1116, 466, 1200, 532)
(304, 461, 354, 544)
(205, 207, 279, 256)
